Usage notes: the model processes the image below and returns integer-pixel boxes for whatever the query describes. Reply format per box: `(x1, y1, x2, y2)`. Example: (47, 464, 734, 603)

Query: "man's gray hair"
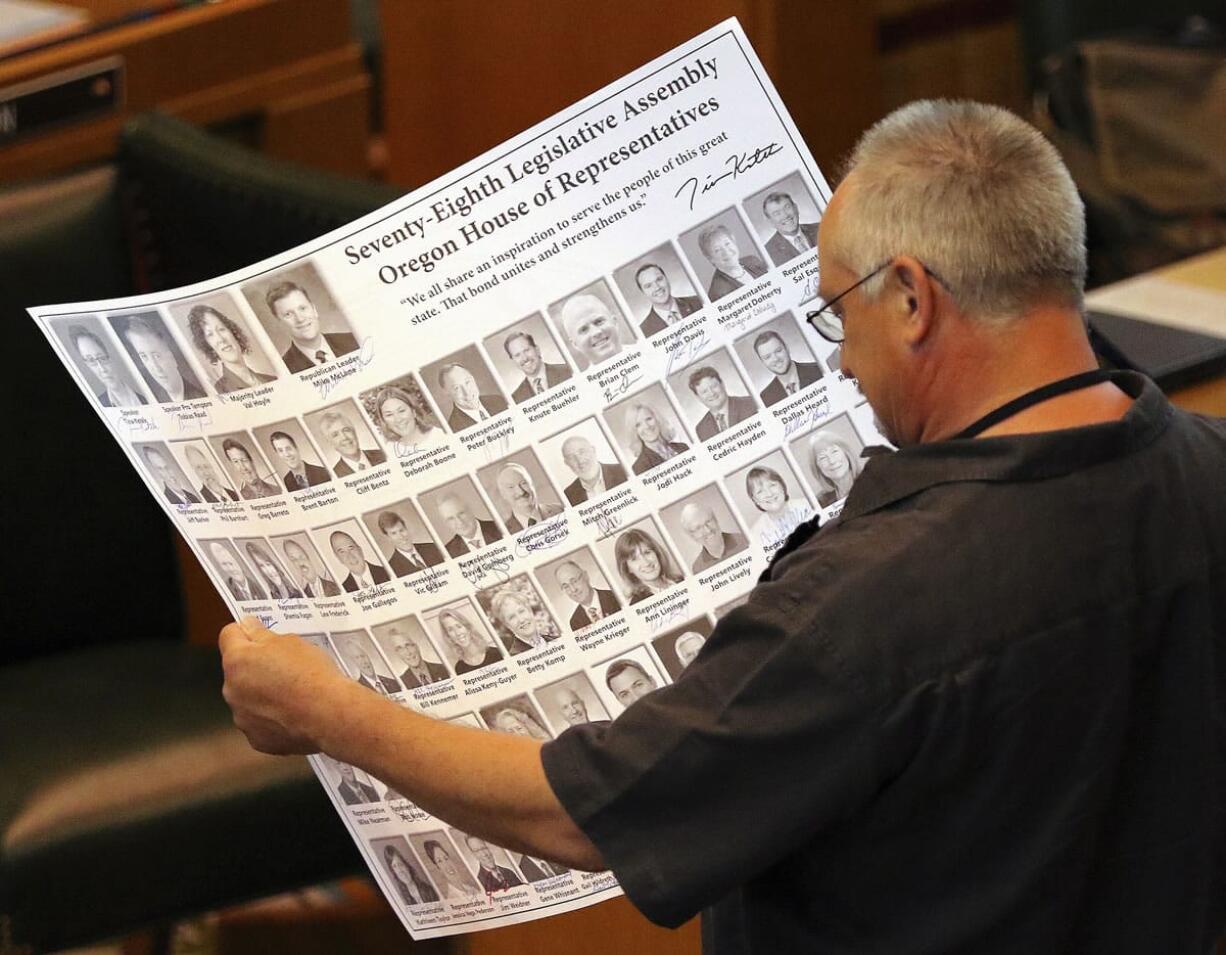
(834, 100, 1086, 320)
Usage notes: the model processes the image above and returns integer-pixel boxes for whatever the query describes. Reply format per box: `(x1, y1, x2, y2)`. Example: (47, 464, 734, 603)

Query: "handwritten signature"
(601, 368, 644, 403)
(664, 328, 709, 376)
(675, 141, 783, 211)
(313, 336, 376, 399)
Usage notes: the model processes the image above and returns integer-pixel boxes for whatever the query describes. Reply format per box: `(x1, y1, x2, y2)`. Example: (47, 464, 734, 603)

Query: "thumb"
(238, 616, 273, 641)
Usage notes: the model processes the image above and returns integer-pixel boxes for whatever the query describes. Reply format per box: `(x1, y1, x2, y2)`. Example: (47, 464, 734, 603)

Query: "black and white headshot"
(536, 547, 623, 633)
(111, 311, 208, 403)
(315, 519, 390, 593)
(252, 419, 331, 492)
(242, 265, 358, 373)
(424, 598, 505, 675)
(483, 315, 573, 404)
(451, 832, 528, 893)
(790, 412, 868, 509)
(236, 537, 303, 600)
(604, 384, 692, 476)
(679, 209, 769, 302)
(595, 516, 685, 605)
(209, 431, 281, 500)
(419, 476, 503, 557)
(137, 441, 201, 506)
(476, 449, 565, 533)
(171, 439, 238, 503)
(361, 499, 444, 578)
(734, 315, 825, 407)
(726, 450, 815, 551)
(668, 350, 758, 441)
(322, 755, 380, 805)
(548, 279, 634, 371)
(537, 672, 609, 732)
(600, 649, 666, 712)
(409, 831, 482, 900)
(479, 694, 553, 741)
(59, 319, 148, 408)
(652, 616, 715, 680)
(540, 417, 628, 505)
(304, 400, 387, 477)
(612, 242, 704, 338)
(370, 836, 439, 906)
(359, 373, 443, 453)
(660, 485, 750, 573)
(270, 532, 341, 598)
(370, 616, 450, 689)
(202, 538, 265, 602)
(332, 628, 401, 696)
(421, 345, 508, 434)
(744, 172, 823, 266)
(476, 575, 562, 656)
(169, 294, 278, 393)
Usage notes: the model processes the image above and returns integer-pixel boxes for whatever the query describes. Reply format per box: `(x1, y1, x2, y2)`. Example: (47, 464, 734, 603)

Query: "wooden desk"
(0, 0, 371, 181)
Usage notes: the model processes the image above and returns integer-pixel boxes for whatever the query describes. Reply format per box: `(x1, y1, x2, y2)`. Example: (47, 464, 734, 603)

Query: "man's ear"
(893, 256, 936, 347)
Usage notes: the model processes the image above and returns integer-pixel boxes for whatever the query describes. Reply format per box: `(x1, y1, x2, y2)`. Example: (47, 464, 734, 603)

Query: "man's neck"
(294, 335, 325, 353)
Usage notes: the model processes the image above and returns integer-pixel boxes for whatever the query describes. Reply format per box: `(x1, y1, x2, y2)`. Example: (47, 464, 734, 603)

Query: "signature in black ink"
(601, 368, 644, 403)
(674, 142, 783, 210)
(664, 328, 709, 376)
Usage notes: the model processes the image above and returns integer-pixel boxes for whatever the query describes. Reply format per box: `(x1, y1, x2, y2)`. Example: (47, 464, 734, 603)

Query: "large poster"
(30, 19, 880, 938)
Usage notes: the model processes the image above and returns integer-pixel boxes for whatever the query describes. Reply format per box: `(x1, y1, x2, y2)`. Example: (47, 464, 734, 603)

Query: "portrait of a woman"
(187, 305, 276, 393)
(436, 607, 503, 674)
(623, 400, 689, 475)
(806, 429, 863, 507)
(614, 527, 684, 604)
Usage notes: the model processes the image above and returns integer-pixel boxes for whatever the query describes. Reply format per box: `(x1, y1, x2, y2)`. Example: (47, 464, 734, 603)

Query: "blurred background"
(1, 1, 1222, 953)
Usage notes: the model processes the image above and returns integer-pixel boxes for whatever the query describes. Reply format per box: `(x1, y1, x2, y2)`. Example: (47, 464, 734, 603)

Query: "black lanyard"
(952, 369, 1111, 440)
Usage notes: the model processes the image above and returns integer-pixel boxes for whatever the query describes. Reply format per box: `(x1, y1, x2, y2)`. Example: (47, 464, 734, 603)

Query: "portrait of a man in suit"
(343, 642, 400, 696)
(680, 500, 749, 573)
(605, 658, 658, 709)
(439, 363, 508, 431)
(698, 224, 768, 301)
(552, 686, 591, 726)
(516, 853, 569, 882)
(330, 758, 379, 805)
(329, 530, 390, 592)
(634, 263, 702, 337)
(142, 445, 200, 506)
(495, 463, 562, 532)
(222, 437, 280, 499)
(688, 366, 757, 440)
(437, 493, 502, 557)
(376, 510, 443, 577)
(504, 331, 570, 402)
(762, 191, 819, 265)
(560, 293, 623, 367)
(265, 281, 357, 373)
(752, 330, 823, 406)
(183, 446, 238, 503)
(280, 538, 340, 598)
(554, 560, 621, 631)
(119, 315, 207, 402)
(675, 630, 707, 668)
(560, 435, 627, 504)
(383, 626, 449, 688)
(68, 324, 145, 408)
(209, 541, 264, 602)
(465, 835, 524, 893)
(269, 431, 330, 491)
(320, 410, 386, 476)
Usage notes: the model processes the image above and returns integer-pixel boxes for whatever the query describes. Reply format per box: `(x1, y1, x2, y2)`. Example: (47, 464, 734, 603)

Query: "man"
(222, 438, 280, 500)
(385, 628, 448, 688)
(679, 502, 749, 573)
(752, 330, 823, 406)
(515, 853, 570, 882)
(345, 644, 400, 696)
(142, 446, 200, 506)
(280, 539, 340, 598)
(329, 530, 390, 592)
(504, 331, 571, 402)
(674, 631, 707, 669)
(552, 686, 591, 726)
(559, 435, 627, 504)
(376, 511, 443, 576)
(688, 366, 757, 440)
(319, 411, 386, 476)
(465, 835, 524, 893)
(70, 326, 145, 408)
(604, 659, 658, 709)
(437, 493, 502, 557)
(328, 758, 379, 805)
(554, 560, 621, 631)
(265, 281, 357, 372)
(634, 263, 703, 337)
(183, 446, 238, 503)
(439, 363, 508, 431)
(221, 101, 1226, 955)
(208, 541, 264, 602)
(120, 315, 206, 402)
(269, 431, 330, 491)
(761, 191, 820, 266)
(495, 463, 562, 532)
(698, 225, 768, 301)
(560, 294, 623, 366)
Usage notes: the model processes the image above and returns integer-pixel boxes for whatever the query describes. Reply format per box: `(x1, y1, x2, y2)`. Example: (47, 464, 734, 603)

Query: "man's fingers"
(219, 621, 253, 653)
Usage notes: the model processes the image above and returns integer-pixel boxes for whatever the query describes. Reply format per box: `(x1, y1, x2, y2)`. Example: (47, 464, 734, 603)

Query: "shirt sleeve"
(540, 577, 887, 927)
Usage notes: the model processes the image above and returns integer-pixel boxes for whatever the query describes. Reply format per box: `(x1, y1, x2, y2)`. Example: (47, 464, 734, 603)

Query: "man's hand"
(219, 617, 346, 755)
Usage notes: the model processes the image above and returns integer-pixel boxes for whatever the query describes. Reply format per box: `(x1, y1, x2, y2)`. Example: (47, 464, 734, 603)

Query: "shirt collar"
(840, 373, 1171, 523)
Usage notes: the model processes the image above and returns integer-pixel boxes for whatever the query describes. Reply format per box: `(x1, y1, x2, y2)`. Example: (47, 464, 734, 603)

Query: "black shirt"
(542, 373, 1226, 954)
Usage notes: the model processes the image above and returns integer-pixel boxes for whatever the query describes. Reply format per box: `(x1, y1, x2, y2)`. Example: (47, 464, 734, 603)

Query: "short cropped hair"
(605, 659, 649, 689)
(265, 281, 309, 316)
(502, 332, 535, 357)
(687, 366, 722, 393)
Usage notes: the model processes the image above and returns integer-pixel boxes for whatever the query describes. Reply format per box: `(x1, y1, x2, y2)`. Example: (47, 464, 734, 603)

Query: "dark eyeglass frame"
(805, 260, 949, 343)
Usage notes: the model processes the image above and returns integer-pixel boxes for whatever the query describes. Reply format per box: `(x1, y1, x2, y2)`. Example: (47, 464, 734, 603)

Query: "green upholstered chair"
(0, 113, 400, 953)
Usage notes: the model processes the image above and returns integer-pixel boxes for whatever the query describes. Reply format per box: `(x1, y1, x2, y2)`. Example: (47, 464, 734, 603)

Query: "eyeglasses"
(806, 260, 948, 343)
